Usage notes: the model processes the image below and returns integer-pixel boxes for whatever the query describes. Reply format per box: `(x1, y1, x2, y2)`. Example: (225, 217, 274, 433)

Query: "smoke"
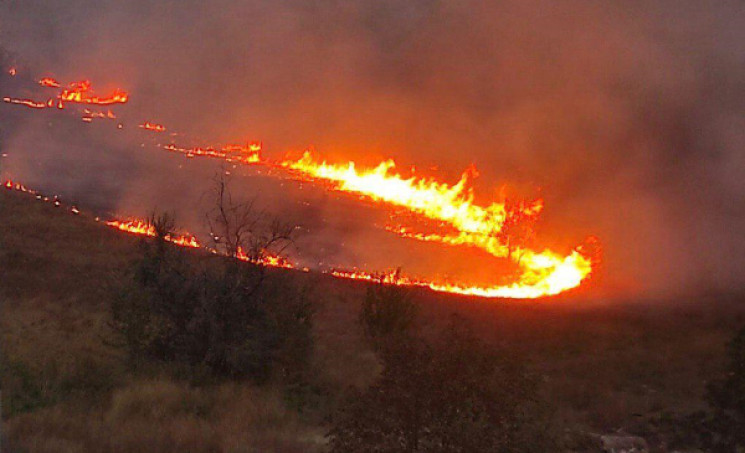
(1, 0, 743, 297)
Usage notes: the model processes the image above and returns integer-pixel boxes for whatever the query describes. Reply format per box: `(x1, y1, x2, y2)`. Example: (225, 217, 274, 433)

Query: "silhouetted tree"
(493, 198, 541, 267)
(110, 180, 311, 382)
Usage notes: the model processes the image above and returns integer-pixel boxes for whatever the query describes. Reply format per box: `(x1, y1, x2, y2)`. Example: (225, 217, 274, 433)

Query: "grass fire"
(1, 2, 744, 452)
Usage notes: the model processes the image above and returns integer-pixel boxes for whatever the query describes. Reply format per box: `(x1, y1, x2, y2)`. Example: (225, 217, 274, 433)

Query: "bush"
(110, 213, 313, 383)
(328, 316, 554, 452)
(359, 272, 417, 350)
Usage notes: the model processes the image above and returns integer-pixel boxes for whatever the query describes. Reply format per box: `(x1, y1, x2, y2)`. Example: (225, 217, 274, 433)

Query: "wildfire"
(162, 142, 262, 164)
(104, 219, 201, 248)
(59, 80, 128, 105)
(104, 218, 295, 269)
(139, 121, 166, 132)
(39, 77, 61, 88)
(8, 67, 16, 76)
(235, 246, 295, 269)
(2, 69, 601, 299)
(3, 97, 48, 109)
(280, 151, 596, 298)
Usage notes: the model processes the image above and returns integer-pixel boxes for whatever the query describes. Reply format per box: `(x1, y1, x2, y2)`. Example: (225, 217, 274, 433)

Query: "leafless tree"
(206, 172, 295, 262)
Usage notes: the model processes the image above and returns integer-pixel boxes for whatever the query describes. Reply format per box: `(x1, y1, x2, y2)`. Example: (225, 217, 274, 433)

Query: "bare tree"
(206, 172, 295, 262)
(493, 198, 540, 266)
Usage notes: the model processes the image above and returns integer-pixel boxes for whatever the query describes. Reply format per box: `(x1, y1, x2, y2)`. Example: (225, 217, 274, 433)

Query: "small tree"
(493, 198, 541, 267)
(329, 317, 554, 452)
(359, 270, 417, 350)
(110, 178, 311, 382)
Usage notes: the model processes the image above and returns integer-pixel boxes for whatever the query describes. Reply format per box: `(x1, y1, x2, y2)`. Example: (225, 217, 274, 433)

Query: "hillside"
(2, 186, 744, 452)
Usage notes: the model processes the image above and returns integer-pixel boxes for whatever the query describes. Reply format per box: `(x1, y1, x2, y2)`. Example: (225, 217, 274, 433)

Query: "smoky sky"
(1, 0, 744, 297)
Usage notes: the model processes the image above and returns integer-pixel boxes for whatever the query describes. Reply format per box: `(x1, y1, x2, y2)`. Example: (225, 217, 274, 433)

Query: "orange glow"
(1, 67, 601, 299)
(3, 97, 49, 109)
(235, 246, 296, 269)
(59, 80, 128, 106)
(139, 121, 166, 132)
(162, 142, 262, 164)
(280, 151, 597, 298)
(39, 77, 61, 88)
(104, 219, 201, 248)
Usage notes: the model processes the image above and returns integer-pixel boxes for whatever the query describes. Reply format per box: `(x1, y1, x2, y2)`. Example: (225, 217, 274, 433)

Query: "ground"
(2, 187, 744, 452)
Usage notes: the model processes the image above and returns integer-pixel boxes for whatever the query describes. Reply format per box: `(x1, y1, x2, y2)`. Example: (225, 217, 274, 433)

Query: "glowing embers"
(104, 219, 201, 248)
(59, 80, 128, 105)
(39, 77, 61, 88)
(162, 142, 262, 164)
(139, 121, 166, 132)
(3, 78, 127, 111)
(3, 179, 78, 213)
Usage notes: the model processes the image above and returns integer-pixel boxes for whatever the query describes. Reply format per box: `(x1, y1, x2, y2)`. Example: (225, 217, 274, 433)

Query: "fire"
(280, 151, 596, 298)
(8, 67, 16, 76)
(104, 218, 295, 269)
(162, 142, 262, 164)
(59, 80, 128, 105)
(139, 121, 166, 132)
(3, 97, 49, 109)
(104, 219, 201, 248)
(39, 77, 61, 88)
(235, 246, 295, 269)
(2, 69, 601, 299)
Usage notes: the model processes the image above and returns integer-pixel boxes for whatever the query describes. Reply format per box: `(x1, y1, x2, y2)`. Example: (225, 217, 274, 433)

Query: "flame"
(235, 246, 295, 269)
(139, 121, 166, 132)
(83, 109, 117, 120)
(2, 69, 601, 299)
(104, 219, 201, 248)
(9, 67, 17, 76)
(3, 97, 49, 109)
(59, 80, 128, 105)
(39, 77, 61, 88)
(162, 142, 262, 164)
(280, 151, 596, 298)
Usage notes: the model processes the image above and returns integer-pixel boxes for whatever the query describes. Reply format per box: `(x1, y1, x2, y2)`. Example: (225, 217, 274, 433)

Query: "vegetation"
(110, 211, 312, 383)
(359, 271, 417, 350)
(4, 187, 745, 452)
(330, 312, 554, 452)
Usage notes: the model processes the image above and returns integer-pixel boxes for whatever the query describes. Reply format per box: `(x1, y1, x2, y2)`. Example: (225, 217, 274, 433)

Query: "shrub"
(328, 316, 554, 452)
(110, 212, 313, 383)
(359, 271, 417, 350)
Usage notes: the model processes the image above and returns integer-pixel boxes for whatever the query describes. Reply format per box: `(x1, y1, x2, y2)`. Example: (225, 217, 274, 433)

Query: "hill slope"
(2, 187, 744, 451)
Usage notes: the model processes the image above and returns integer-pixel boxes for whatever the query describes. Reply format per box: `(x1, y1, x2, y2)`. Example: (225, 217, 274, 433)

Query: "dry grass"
(3, 187, 745, 451)
(6, 379, 324, 453)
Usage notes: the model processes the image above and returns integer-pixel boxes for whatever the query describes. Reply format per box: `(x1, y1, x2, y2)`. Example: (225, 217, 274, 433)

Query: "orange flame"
(162, 142, 262, 164)
(3, 97, 49, 109)
(39, 77, 61, 88)
(59, 80, 128, 106)
(104, 219, 201, 248)
(280, 151, 596, 298)
(139, 121, 166, 132)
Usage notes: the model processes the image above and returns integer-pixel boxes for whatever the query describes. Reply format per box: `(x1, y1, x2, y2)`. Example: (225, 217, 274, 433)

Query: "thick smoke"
(1, 0, 743, 297)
